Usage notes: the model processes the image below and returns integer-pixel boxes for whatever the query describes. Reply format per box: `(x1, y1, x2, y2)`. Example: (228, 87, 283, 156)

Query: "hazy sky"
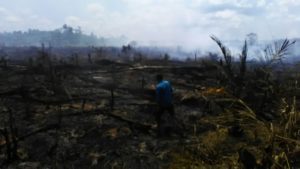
(0, 0, 300, 48)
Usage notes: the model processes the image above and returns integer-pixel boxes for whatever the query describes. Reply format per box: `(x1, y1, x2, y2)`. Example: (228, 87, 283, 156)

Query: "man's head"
(156, 74, 163, 83)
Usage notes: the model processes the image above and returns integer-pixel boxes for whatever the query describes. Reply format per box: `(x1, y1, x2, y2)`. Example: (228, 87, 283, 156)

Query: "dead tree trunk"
(109, 64, 117, 112)
(0, 128, 11, 163)
(88, 53, 92, 64)
(8, 109, 17, 160)
(0, 108, 18, 165)
(81, 99, 86, 112)
(110, 88, 115, 111)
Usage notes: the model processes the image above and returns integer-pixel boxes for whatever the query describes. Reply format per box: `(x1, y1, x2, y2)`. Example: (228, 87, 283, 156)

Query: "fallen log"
(59, 108, 155, 134)
(0, 124, 59, 149)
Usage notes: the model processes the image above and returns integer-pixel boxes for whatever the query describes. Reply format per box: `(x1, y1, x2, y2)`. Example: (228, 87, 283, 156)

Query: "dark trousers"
(155, 105, 175, 136)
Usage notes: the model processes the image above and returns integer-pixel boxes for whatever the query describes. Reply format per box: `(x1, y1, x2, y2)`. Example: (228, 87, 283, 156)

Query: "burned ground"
(0, 55, 299, 169)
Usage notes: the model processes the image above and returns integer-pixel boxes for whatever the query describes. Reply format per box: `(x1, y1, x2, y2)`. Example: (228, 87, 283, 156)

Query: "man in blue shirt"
(155, 74, 175, 136)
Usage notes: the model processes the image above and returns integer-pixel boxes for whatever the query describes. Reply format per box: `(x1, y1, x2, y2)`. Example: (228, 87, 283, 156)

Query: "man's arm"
(168, 81, 173, 96)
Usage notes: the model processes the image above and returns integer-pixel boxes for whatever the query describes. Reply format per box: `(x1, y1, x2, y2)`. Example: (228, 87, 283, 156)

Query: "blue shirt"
(156, 80, 173, 107)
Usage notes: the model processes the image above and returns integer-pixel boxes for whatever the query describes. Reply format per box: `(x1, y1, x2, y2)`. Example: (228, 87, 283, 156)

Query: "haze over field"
(0, 0, 300, 49)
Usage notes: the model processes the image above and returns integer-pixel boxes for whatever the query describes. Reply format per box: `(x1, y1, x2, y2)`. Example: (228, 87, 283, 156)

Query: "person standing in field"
(155, 74, 175, 137)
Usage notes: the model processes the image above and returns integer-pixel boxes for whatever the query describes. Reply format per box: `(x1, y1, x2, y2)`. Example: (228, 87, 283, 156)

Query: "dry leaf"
(89, 152, 105, 166)
(139, 142, 147, 153)
(0, 139, 6, 146)
(104, 128, 118, 139)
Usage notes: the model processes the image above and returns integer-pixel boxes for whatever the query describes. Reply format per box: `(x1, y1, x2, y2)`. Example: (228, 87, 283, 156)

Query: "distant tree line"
(0, 24, 127, 47)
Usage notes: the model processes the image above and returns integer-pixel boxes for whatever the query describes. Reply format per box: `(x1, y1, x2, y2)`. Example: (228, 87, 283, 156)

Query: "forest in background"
(0, 24, 127, 47)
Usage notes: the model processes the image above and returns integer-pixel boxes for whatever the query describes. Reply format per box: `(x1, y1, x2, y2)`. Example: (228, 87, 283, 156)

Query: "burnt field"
(0, 42, 300, 169)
